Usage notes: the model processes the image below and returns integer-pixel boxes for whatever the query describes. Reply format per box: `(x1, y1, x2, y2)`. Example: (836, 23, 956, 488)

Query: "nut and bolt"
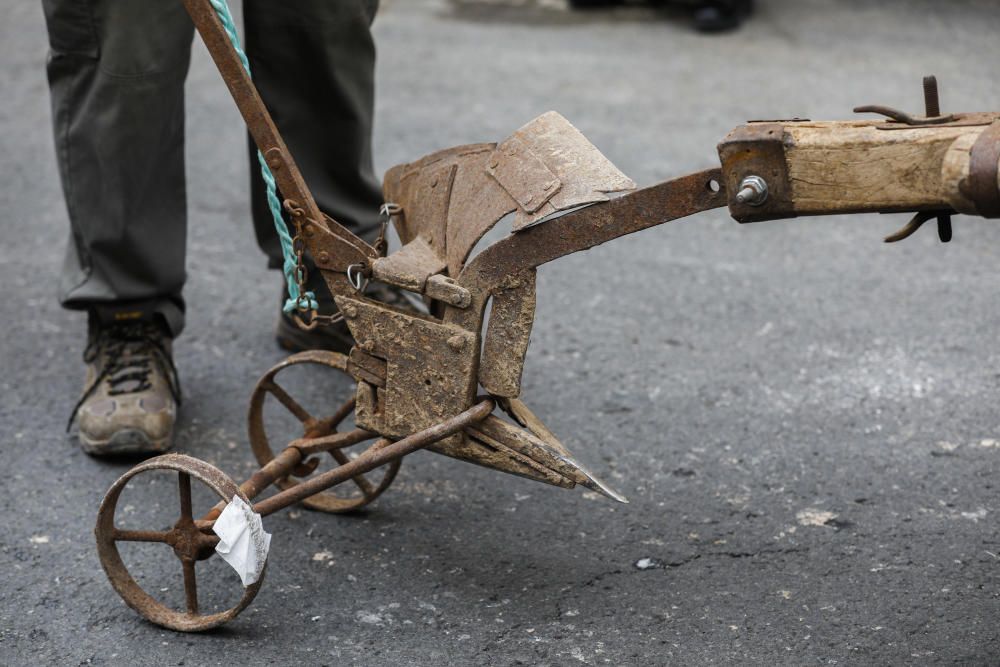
(735, 175, 769, 207)
(342, 304, 358, 319)
(317, 251, 330, 264)
(447, 335, 465, 352)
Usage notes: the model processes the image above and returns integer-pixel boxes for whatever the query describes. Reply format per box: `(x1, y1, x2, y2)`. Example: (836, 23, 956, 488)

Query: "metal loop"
(347, 264, 368, 292)
(379, 202, 402, 218)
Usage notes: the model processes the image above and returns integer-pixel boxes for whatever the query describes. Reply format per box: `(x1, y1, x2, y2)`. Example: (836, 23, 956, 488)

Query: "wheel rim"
(94, 454, 264, 632)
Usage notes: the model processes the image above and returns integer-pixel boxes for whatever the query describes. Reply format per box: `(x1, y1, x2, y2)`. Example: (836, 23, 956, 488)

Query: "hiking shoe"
(275, 281, 427, 355)
(69, 319, 181, 456)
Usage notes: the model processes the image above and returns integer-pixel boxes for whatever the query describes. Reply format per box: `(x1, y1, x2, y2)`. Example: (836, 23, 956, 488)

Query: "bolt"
(265, 147, 283, 170)
(317, 251, 330, 264)
(303, 225, 314, 238)
(430, 177, 438, 188)
(447, 335, 465, 352)
(490, 158, 499, 169)
(362, 340, 375, 353)
(342, 303, 357, 319)
(923, 75, 940, 118)
(735, 175, 769, 207)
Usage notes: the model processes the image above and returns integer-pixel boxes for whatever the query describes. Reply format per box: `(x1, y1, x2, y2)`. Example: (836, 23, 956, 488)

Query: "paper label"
(213, 495, 271, 586)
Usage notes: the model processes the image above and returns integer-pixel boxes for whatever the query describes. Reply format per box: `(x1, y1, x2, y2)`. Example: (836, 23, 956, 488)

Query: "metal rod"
(200, 446, 304, 523)
(114, 529, 170, 543)
(450, 169, 727, 329)
(182, 559, 199, 615)
(292, 427, 375, 456)
(178, 473, 193, 521)
(252, 400, 495, 517)
(310, 397, 357, 437)
(180, 0, 373, 268)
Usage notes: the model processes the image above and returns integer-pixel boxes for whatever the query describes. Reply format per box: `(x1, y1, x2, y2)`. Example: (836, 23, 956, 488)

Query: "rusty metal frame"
(95, 7, 1000, 631)
(181, 0, 376, 296)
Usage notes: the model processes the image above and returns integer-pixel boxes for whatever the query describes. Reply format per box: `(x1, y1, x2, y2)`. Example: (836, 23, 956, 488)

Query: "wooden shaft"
(718, 117, 1000, 222)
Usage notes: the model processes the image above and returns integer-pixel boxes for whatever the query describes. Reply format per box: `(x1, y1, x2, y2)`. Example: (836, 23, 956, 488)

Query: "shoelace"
(66, 322, 182, 431)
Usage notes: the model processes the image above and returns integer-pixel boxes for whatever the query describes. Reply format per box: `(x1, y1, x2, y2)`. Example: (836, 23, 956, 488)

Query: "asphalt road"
(2, 0, 1000, 665)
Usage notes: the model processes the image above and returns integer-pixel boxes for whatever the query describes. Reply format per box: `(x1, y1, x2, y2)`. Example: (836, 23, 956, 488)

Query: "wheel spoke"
(330, 449, 375, 497)
(266, 381, 313, 423)
(178, 472, 193, 521)
(328, 397, 357, 430)
(114, 529, 170, 543)
(182, 559, 199, 615)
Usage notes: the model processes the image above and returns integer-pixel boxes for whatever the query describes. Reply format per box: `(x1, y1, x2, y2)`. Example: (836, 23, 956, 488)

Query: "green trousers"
(42, 0, 382, 336)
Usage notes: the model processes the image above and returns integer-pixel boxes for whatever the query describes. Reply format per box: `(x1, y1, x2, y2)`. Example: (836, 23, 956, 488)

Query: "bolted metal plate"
(490, 111, 636, 230)
(336, 295, 478, 438)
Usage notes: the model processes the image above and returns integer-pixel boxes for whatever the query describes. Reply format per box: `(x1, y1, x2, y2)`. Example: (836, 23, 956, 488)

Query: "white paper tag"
(213, 495, 271, 586)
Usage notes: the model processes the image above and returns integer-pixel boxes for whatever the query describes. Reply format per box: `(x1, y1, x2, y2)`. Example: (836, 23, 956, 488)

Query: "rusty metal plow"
(95, 0, 1000, 632)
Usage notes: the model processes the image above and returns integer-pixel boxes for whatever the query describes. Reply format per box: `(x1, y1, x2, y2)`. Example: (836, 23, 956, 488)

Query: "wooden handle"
(718, 116, 1000, 223)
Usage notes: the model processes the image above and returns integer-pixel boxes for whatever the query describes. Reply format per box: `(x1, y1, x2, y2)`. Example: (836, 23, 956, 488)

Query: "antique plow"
(94, 0, 1000, 631)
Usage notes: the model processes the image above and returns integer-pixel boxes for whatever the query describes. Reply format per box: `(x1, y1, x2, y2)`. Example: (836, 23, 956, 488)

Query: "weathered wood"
(719, 117, 1000, 221)
(784, 120, 983, 214)
(941, 130, 985, 215)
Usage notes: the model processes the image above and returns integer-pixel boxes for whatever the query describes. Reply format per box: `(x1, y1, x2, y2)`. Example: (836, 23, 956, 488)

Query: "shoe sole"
(79, 428, 172, 457)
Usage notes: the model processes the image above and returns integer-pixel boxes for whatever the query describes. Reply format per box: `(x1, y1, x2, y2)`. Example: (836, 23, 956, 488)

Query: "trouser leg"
(244, 0, 383, 275)
(43, 0, 194, 336)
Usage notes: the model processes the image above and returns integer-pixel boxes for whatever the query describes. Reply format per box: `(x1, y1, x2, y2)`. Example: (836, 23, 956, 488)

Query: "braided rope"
(208, 0, 317, 313)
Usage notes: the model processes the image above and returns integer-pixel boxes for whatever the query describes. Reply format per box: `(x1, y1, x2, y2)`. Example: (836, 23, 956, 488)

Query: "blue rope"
(208, 0, 317, 313)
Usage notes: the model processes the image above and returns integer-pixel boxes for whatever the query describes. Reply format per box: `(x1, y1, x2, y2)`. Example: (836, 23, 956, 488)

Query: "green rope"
(208, 0, 317, 313)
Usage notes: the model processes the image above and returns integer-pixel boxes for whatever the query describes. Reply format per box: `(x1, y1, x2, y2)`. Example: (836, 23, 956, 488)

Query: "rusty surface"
(424, 274, 471, 309)
(717, 123, 794, 223)
(478, 270, 536, 398)
(247, 350, 399, 514)
(95, 454, 264, 632)
(504, 398, 571, 457)
(98, 50, 1000, 635)
(469, 416, 625, 502)
(446, 167, 727, 332)
(252, 400, 495, 517)
(964, 121, 1000, 218)
(347, 348, 388, 388)
(181, 0, 374, 296)
(370, 236, 446, 292)
(336, 295, 478, 438)
(489, 111, 636, 230)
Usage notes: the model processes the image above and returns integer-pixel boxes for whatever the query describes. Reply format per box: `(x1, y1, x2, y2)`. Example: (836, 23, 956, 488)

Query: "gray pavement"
(2, 0, 1000, 664)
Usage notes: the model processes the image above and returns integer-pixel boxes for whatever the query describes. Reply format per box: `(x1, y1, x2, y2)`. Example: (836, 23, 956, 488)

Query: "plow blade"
(430, 410, 627, 503)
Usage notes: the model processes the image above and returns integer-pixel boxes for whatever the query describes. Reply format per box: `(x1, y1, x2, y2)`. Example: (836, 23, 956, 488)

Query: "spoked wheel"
(247, 350, 400, 513)
(95, 454, 264, 632)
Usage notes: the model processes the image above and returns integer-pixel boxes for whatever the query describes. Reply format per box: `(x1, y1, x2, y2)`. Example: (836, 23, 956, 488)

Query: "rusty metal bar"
(113, 530, 170, 543)
(252, 400, 495, 517)
(303, 397, 358, 439)
(180, 0, 374, 278)
(292, 427, 375, 456)
(449, 168, 726, 329)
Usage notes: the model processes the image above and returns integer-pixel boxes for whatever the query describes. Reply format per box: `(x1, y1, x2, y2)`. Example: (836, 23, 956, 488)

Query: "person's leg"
(243, 0, 383, 269)
(44, 0, 194, 337)
(44, 0, 193, 455)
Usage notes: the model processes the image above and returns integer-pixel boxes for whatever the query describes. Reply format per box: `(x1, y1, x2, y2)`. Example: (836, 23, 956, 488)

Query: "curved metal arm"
(446, 168, 727, 329)
(182, 0, 376, 285)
